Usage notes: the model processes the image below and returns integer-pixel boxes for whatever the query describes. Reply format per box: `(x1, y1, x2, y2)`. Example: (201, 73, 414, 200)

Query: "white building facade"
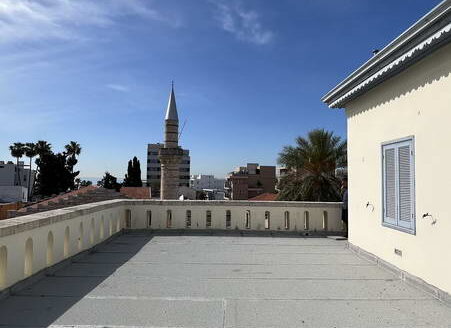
(190, 174, 225, 191)
(0, 161, 35, 202)
(323, 1, 451, 297)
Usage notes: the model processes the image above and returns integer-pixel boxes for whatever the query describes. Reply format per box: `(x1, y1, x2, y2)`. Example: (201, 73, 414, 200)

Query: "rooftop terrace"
(1, 232, 450, 327)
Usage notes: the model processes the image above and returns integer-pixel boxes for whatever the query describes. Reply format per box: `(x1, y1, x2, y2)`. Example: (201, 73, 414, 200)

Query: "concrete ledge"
(129, 228, 344, 238)
(123, 199, 343, 208)
(347, 242, 451, 306)
(0, 199, 125, 237)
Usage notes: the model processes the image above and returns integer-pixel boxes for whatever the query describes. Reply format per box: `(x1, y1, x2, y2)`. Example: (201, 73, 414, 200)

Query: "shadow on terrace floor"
(0, 232, 153, 327)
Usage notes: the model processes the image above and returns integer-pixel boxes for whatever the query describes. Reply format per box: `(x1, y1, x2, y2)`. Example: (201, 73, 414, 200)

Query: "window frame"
(381, 136, 416, 235)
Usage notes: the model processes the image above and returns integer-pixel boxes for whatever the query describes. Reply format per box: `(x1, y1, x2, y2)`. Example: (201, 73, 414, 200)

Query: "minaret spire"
(165, 81, 179, 121)
(159, 82, 184, 199)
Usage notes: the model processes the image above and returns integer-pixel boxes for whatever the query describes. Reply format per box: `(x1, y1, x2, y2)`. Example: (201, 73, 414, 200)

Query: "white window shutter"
(398, 144, 413, 229)
(382, 138, 415, 233)
(384, 147, 397, 224)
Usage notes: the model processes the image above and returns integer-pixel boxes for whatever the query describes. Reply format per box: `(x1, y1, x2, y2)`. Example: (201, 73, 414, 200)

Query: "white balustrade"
(0, 199, 342, 291)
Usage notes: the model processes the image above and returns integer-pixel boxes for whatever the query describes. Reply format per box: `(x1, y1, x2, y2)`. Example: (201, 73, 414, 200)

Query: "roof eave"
(322, 0, 451, 108)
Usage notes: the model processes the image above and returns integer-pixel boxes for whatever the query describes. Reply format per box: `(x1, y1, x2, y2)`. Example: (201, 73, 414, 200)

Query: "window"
(125, 210, 132, 228)
(264, 211, 270, 229)
(245, 210, 251, 229)
(147, 210, 152, 227)
(304, 211, 309, 230)
(167, 210, 172, 228)
(322, 211, 328, 231)
(284, 211, 290, 230)
(206, 210, 212, 228)
(226, 210, 231, 228)
(382, 137, 415, 233)
(186, 210, 191, 228)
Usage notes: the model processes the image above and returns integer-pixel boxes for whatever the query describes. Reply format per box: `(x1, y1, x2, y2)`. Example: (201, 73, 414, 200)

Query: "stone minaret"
(159, 84, 184, 199)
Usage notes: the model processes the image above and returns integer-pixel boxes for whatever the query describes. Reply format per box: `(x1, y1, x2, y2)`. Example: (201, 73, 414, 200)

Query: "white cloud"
(106, 83, 129, 92)
(0, 0, 170, 44)
(211, 1, 274, 45)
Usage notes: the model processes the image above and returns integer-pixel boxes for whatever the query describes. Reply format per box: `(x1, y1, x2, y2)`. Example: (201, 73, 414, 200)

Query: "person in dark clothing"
(341, 178, 348, 238)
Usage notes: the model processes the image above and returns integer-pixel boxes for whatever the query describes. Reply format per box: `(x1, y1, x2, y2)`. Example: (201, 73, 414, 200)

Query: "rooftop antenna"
(179, 119, 187, 140)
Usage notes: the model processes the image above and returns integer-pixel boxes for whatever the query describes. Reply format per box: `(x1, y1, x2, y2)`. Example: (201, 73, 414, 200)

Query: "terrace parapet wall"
(0, 199, 343, 292)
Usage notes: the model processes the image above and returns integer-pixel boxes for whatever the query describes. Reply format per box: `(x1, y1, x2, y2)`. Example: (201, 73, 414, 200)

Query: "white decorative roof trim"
(329, 23, 451, 108)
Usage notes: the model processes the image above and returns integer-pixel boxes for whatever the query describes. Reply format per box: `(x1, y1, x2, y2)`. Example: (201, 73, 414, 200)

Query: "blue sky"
(0, 0, 441, 180)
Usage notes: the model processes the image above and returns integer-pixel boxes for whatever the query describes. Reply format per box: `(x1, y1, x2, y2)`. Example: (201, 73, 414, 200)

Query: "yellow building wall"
(346, 43, 451, 294)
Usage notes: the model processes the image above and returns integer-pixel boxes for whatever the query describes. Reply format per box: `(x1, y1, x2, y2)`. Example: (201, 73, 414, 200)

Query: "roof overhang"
(322, 0, 451, 109)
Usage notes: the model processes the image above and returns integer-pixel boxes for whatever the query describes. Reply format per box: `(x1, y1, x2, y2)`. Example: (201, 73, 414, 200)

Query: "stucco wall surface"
(346, 43, 451, 294)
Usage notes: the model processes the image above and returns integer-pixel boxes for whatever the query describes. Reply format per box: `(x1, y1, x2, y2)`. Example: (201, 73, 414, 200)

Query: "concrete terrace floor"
(1, 233, 451, 327)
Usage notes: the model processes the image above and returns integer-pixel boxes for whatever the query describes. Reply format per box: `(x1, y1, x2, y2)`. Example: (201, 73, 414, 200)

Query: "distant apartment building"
(225, 163, 276, 200)
(275, 166, 288, 192)
(0, 161, 35, 202)
(276, 167, 288, 179)
(203, 189, 226, 200)
(146, 143, 190, 190)
(190, 174, 225, 191)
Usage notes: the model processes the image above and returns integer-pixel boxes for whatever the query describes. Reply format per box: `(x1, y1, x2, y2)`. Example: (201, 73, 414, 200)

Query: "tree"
(133, 156, 142, 186)
(36, 152, 78, 196)
(277, 129, 347, 201)
(98, 172, 121, 191)
(9, 142, 25, 186)
(123, 156, 142, 187)
(75, 178, 92, 189)
(24, 143, 37, 199)
(80, 180, 92, 187)
(28, 140, 81, 196)
(34, 140, 52, 177)
(64, 141, 81, 174)
(35, 140, 52, 157)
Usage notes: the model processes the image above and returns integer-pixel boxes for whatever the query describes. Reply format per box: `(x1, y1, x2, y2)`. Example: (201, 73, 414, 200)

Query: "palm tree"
(24, 143, 37, 199)
(35, 140, 52, 157)
(34, 140, 52, 177)
(9, 142, 25, 186)
(277, 129, 347, 201)
(64, 141, 81, 173)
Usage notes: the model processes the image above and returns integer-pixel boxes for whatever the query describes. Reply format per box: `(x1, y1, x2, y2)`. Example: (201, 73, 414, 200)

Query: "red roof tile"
(120, 187, 151, 199)
(18, 185, 97, 212)
(248, 193, 278, 201)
